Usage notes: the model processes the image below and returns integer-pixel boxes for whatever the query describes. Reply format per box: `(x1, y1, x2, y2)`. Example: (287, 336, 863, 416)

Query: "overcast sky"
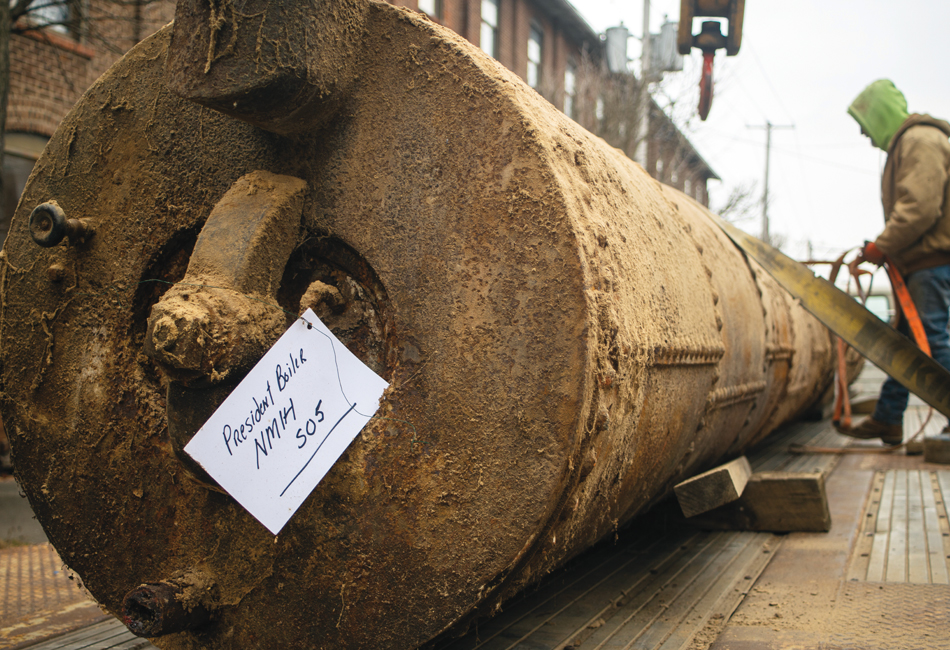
(573, 0, 950, 264)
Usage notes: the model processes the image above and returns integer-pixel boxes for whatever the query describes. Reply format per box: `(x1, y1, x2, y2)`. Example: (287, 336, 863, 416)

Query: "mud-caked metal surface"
(1, 1, 837, 648)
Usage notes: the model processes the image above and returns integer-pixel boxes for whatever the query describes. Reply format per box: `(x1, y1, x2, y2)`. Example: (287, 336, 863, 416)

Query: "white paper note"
(184, 308, 389, 534)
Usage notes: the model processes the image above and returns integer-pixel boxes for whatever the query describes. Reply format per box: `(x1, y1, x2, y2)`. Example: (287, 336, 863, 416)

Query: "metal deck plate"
(431, 419, 864, 650)
(828, 582, 950, 649)
(0, 543, 156, 650)
(746, 419, 847, 475)
(432, 513, 780, 650)
(11, 618, 155, 650)
(848, 470, 950, 584)
(1, 543, 90, 627)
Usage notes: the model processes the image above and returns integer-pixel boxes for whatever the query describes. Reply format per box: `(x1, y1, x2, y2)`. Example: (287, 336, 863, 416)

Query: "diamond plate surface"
(828, 583, 950, 650)
(0, 544, 158, 648)
(0, 543, 89, 625)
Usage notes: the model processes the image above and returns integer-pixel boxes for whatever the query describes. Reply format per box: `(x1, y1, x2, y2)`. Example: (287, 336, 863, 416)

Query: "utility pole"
(747, 121, 794, 245)
(635, 0, 651, 167)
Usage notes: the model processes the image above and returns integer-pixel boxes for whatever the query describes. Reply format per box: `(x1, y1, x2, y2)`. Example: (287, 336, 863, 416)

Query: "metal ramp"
(0, 543, 156, 650)
(10, 619, 154, 650)
(434, 518, 777, 650)
(433, 419, 849, 650)
(9, 415, 914, 650)
(847, 469, 950, 584)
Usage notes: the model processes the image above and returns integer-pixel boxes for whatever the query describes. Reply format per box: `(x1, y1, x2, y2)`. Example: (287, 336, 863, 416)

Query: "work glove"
(852, 241, 885, 266)
(847, 241, 884, 277)
(860, 241, 885, 265)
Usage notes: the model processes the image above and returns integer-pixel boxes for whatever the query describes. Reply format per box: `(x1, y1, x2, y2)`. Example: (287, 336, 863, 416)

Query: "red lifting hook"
(677, 0, 744, 121)
(699, 51, 715, 120)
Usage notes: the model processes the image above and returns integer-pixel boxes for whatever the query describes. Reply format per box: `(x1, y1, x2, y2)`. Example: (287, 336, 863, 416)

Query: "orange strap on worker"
(882, 258, 931, 355)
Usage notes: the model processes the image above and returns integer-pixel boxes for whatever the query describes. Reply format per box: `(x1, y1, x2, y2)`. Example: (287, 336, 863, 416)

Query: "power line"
(769, 146, 879, 176)
(744, 39, 795, 124)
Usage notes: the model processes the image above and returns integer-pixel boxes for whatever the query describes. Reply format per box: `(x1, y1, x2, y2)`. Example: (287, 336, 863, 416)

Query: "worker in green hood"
(847, 79, 909, 151)
(845, 80, 950, 445)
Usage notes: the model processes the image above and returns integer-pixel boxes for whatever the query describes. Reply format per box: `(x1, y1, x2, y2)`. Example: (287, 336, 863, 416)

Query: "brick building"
(647, 104, 718, 203)
(1, 0, 715, 243)
(1, 0, 176, 241)
(389, 0, 718, 205)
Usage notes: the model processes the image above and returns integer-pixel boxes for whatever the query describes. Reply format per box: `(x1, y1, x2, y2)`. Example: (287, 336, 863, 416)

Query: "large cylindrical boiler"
(0, 1, 836, 648)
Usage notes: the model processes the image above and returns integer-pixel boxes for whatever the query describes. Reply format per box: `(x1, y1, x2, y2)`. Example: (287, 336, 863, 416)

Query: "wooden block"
(686, 471, 831, 532)
(924, 432, 950, 464)
(674, 456, 752, 518)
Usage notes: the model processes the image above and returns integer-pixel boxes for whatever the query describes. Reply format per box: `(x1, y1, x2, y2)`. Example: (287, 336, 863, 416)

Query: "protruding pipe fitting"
(29, 202, 95, 247)
(122, 581, 211, 638)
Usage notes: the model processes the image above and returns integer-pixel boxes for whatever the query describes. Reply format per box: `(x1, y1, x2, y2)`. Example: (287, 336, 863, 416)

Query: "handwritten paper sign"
(185, 308, 389, 534)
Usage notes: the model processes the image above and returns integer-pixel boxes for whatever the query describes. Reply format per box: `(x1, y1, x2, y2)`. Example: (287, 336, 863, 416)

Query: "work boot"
(841, 417, 903, 445)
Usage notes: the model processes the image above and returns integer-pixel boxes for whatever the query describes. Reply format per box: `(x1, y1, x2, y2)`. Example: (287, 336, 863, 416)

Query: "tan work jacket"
(875, 114, 950, 274)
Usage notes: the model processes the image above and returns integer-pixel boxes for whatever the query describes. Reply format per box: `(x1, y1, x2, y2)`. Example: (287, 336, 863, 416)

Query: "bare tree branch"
(10, 0, 36, 23)
(12, 0, 79, 36)
(714, 181, 759, 224)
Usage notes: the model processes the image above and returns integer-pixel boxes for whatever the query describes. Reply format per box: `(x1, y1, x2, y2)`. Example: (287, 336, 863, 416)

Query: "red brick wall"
(442, 0, 468, 37)
(387, 0, 713, 206)
(464, 0, 480, 43)
(647, 129, 712, 205)
(391, 0, 473, 40)
(495, 0, 514, 73)
(8, 32, 96, 138)
(6, 0, 176, 139)
(7, 0, 711, 208)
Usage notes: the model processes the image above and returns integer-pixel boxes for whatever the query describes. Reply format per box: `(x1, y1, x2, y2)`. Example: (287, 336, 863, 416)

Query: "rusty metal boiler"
(0, 1, 836, 647)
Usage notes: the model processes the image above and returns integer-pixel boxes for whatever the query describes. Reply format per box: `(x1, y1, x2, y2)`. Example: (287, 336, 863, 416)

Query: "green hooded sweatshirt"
(848, 79, 909, 151)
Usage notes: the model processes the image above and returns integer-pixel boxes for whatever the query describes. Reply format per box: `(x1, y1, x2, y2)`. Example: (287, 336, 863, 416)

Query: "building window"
(564, 61, 576, 119)
(655, 158, 664, 180)
(2, 133, 49, 246)
(684, 179, 692, 196)
(24, 0, 82, 38)
(480, 0, 499, 58)
(527, 23, 543, 88)
(418, 0, 442, 20)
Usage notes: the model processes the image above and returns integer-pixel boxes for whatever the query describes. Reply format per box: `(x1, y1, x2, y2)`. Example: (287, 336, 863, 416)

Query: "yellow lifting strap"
(710, 213, 950, 420)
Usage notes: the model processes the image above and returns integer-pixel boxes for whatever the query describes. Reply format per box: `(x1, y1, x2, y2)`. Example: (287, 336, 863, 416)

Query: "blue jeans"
(873, 264, 950, 425)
